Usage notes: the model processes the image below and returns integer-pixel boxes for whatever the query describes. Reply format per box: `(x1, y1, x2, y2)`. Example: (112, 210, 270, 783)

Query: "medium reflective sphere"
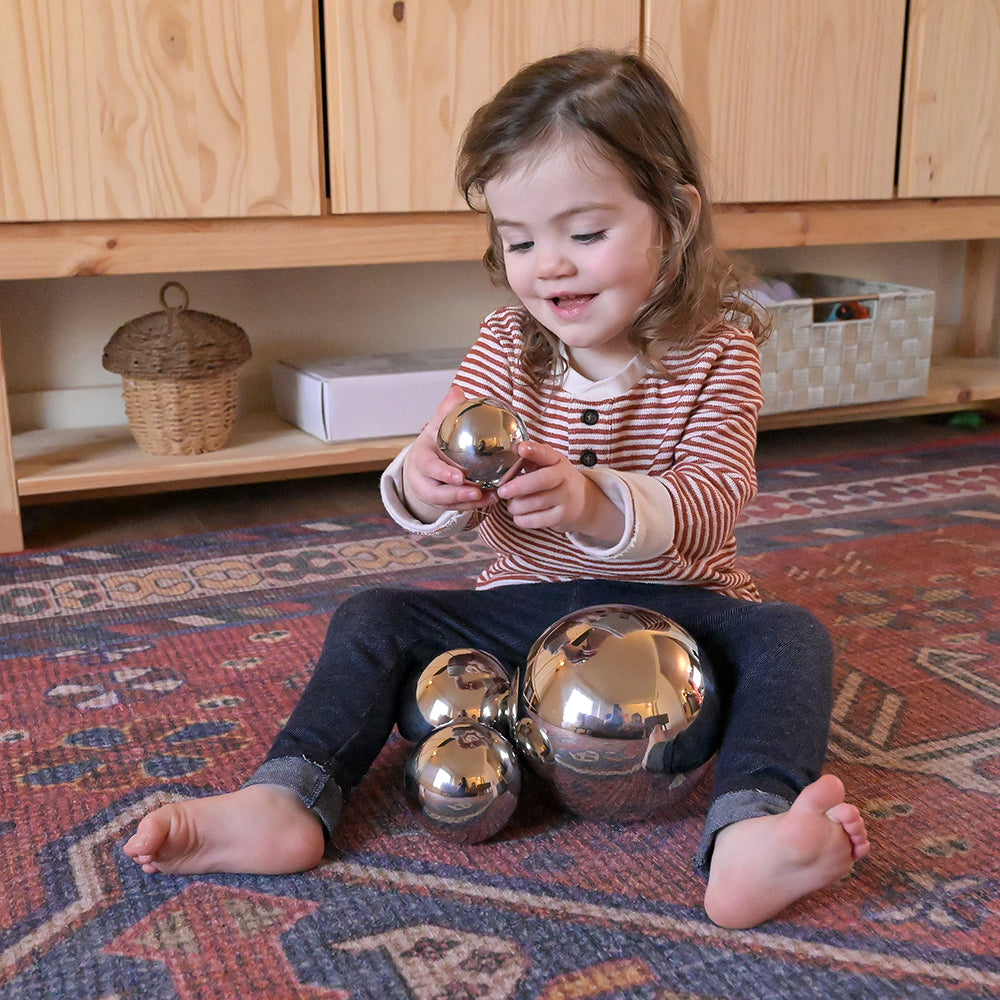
(437, 396, 528, 488)
(404, 720, 522, 844)
(514, 604, 715, 821)
(397, 647, 513, 743)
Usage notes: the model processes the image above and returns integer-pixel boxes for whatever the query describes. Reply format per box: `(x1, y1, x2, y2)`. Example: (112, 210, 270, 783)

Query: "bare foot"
(703, 774, 870, 929)
(122, 784, 327, 875)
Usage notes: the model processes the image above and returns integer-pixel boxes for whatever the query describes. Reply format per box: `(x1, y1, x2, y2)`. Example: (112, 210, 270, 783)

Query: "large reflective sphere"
(437, 396, 528, 488)
(397, 647, 513, 743)
(514, 604, 715, 822)
(404, 720, 522, 844)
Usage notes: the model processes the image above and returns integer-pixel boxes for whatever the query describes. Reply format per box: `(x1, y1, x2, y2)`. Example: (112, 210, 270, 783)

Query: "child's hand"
(497, 441, 624, 543)
(401, 388, 496, 520)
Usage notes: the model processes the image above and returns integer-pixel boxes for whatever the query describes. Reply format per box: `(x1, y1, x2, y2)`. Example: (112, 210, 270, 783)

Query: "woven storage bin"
(103, 282, 251, 455)
(758, 274, 934, 415)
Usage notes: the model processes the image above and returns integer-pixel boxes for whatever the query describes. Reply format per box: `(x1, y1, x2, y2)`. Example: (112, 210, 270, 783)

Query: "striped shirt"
(382, 305, 763, 601)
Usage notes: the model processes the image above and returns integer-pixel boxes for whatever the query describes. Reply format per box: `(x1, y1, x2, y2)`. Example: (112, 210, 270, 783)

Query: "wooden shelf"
(14, 412, 411, 503)
(14, 357, 1000, 505)
(758, 356, 1000, 429)
(0, 213, 487, 280)
(3, 198, 1000, 281)
(2, 200, 999, 551)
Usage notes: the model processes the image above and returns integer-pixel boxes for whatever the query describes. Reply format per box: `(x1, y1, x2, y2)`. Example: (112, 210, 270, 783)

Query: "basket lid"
(102, 281, 252, 380)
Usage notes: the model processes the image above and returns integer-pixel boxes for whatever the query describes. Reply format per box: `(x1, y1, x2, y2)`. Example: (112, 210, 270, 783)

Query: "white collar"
(557, 344, 652, 400)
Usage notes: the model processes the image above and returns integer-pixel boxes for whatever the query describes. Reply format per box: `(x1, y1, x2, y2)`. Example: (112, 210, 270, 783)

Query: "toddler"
(125, 48, 869, 929)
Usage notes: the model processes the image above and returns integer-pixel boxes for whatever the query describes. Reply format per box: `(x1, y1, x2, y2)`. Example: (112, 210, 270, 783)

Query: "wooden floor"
(17, 414, 994, 551)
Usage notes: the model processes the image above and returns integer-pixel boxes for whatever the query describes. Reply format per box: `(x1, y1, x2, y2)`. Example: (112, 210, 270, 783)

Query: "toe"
(796, 774, 846, 814)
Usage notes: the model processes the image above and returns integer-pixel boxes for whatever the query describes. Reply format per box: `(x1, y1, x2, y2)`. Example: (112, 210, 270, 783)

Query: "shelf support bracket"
(960, 239, 1000, 357)
(0, 318, 25, 552)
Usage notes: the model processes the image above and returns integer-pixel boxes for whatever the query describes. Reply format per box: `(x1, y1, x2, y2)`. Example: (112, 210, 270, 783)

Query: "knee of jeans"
(762, 602, 834, 664)
(332, 587, 410, 625)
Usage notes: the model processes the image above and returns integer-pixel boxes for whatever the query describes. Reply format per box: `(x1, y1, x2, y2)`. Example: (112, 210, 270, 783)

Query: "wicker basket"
(103, 282, 251, 455)
(758, 274, 935, 415)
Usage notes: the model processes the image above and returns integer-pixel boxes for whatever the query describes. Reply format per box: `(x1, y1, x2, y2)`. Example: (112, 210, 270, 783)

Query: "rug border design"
(314, 860, 1000, 993)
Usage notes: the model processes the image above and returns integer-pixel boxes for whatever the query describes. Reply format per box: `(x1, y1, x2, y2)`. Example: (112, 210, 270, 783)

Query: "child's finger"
(515, 439, 561, 467)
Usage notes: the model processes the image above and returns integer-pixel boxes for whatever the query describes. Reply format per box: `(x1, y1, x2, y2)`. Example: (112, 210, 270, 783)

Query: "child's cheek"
(506, 260, 533, 298)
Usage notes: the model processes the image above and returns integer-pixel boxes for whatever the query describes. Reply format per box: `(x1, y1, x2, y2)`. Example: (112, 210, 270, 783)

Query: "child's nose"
(536, 248, 575, 279)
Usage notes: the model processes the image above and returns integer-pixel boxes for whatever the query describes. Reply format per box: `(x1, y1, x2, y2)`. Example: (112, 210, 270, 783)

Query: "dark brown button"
(580, 449, 598, 467)
(581, 408, 599, 425)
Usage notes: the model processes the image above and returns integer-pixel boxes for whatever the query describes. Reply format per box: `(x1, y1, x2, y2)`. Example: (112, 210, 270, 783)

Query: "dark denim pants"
(246, 579, 833, 874)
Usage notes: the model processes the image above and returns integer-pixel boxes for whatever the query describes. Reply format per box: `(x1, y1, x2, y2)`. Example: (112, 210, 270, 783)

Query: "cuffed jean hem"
(242, 756, 344, 843)
(694, 788, 793, 878)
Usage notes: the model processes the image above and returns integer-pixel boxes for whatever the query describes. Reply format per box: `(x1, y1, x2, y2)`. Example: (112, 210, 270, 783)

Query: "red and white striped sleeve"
(657, 328, 762, 566)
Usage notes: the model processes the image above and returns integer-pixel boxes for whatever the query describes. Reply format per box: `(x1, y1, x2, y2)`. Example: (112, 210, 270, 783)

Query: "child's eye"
(573, 231, 607, 245)
(506, 241, 534, 253)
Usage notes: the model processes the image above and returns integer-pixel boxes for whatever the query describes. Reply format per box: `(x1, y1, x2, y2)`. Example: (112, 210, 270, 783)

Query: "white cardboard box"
(271, 348, 466, 443)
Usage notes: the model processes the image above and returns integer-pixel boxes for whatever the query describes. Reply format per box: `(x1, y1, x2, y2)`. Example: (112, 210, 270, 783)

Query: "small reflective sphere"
(437, 396, 528, 488)
(404, 720, 522, 844)
(397, 647, 513, 743)
(514, 604, 715, 821)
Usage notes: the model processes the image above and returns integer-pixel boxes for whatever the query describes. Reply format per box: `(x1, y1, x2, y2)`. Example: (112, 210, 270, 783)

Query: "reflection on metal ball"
(437, 396, 528, 488)
(404, 720, 522, 844)
(397, 647, 513, 743)
(514, 604, 717, 821)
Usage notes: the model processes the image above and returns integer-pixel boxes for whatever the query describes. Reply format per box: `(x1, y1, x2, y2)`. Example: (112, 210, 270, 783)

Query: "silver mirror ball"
(397, 647, 514, 743)
(436, 396, 528, 488)
(404, 720, 522, 844)
(513, 604, 713, 822)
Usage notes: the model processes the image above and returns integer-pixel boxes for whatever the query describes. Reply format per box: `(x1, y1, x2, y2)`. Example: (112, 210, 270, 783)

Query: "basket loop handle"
(159, 281, 190, 312)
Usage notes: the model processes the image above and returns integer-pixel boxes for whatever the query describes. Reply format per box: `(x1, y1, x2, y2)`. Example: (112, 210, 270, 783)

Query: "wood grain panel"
(645, 0, 906, 202)
(0, 0, 322, 221)
(326, 0, 640, 213)
(898, 0, 1000, 197)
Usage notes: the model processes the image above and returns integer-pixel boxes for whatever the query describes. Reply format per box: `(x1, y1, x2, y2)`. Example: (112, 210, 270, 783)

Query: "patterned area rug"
(2, 428, 1000, 999)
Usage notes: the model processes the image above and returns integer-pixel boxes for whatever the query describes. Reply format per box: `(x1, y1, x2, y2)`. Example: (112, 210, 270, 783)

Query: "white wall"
(0, 241, 968, 432)
(3, 261, 512, 430)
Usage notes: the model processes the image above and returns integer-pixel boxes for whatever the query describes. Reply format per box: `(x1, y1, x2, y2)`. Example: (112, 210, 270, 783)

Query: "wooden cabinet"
(325, 0, 640, 212)
(0, 0, 999, 553)
(898, 0, 1000, 198)
(644, 0, 907, 203)
(0, 0, 322, 221)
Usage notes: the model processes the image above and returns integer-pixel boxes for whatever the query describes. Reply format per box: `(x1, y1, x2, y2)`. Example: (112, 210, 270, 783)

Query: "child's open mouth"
(551, 294, 596, 311)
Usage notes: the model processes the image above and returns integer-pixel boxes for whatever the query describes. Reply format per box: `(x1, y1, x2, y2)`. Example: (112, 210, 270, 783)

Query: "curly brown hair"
(456, 48, 770, 382)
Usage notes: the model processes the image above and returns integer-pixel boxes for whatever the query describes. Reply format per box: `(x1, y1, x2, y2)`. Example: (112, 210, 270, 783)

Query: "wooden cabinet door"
(898, 0, 1000, 198)
(0, 0, 322, 221)
(645, 0, 906, 203)
(326, 0, 640, 213)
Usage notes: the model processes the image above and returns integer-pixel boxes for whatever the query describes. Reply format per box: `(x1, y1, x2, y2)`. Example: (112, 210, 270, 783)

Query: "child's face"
(484, 138, 661, 380)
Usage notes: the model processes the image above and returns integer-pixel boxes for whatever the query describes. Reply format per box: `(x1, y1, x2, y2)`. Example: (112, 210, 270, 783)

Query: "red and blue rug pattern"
(1, 430, 999, 999)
